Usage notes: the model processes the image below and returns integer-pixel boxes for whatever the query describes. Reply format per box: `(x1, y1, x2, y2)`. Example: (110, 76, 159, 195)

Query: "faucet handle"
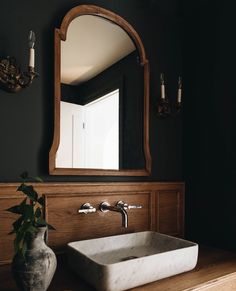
(116, 201, 142, 210)
(78, 203, 96, 214)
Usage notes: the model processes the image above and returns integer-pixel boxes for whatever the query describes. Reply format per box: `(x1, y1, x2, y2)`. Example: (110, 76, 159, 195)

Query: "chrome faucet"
(99, 201, 142, 228)
(78, 203, 96, 214)
(100, 202, 128, 228)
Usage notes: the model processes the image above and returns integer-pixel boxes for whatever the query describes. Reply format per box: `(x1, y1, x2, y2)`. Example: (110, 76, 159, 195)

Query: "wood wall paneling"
(156, 190, 184, 237)
(45, 191, 152, 250)
(0, 195, 23, 264)
(0, 182, 184, 264)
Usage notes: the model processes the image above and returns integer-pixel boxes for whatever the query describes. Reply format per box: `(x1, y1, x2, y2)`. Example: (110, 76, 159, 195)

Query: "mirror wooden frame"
(49, 5, 151, 176)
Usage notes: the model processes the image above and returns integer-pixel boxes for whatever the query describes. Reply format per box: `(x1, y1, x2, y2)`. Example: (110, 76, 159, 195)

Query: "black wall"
(3, 0, 235, 252)
(0, 0, 183, 182)
(182, 0, 236, 250)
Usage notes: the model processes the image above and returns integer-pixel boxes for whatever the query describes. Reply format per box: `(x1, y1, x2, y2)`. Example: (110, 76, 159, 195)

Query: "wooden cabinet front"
(45, 191, 153, 251)
(156, 190, 184, 237)
(0, 182, 184, 264)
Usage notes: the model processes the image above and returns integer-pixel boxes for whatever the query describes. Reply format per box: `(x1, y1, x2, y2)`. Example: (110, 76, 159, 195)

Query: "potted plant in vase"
(7, 172, 57, 291)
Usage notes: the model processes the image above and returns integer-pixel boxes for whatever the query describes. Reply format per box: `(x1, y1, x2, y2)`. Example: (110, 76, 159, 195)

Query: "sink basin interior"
(67, 231, 198, 291)
(70, 231, 196, 265)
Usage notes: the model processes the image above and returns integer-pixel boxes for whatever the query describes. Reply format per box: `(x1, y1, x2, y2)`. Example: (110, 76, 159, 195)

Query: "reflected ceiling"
(61, 15, 136, 85)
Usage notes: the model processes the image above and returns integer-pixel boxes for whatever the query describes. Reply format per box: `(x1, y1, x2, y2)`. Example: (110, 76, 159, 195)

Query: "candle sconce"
(0, 31, 38, 93)
(157, 73, 182, 118)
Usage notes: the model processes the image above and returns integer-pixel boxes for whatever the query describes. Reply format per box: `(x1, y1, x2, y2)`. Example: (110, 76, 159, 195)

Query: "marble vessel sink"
(67, 231, 198, 291)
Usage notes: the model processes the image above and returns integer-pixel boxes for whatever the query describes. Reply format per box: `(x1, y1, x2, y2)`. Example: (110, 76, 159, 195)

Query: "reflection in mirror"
(49, 5, 151, 176)
(58, 15, 137, 170)
(61, 15, 136, 85)
(57, 90, 120, 169)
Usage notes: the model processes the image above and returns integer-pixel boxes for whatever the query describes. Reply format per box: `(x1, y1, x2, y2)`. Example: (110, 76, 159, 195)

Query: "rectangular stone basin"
(67, 231, 198, 291)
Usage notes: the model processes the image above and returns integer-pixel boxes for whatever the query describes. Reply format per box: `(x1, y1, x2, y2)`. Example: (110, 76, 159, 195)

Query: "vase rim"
(35, 226, 47, 233)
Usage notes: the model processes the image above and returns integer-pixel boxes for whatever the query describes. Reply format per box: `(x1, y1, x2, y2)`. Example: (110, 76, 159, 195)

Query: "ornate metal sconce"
(0, 31, 38, 93)
(157, 73, 182, 118)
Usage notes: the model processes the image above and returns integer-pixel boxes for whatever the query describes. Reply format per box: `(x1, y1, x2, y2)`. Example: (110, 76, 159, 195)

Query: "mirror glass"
(49, 5, 151, 176)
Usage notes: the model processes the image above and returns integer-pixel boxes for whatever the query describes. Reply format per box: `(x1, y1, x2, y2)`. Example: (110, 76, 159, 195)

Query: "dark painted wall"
(2, 0, 234, 252)
(0, 0, 182, 183)
(182, 0, 236, 250)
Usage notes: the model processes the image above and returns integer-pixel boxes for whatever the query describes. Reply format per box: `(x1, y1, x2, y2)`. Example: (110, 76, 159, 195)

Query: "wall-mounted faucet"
(99, 201, 142, 228)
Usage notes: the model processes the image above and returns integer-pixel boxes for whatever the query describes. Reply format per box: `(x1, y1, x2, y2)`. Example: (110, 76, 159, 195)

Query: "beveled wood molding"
(0, 181, 185, 194)
(49, 4, 151, 176)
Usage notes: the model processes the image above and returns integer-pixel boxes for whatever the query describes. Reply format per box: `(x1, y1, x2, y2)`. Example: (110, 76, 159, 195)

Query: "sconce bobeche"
(157, 73, 182, 118)
(0, 31, 38, 93)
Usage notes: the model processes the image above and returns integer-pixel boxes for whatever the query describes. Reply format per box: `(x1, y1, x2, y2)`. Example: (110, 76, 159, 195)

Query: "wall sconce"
(0, 31, 38, 93)
(157, 73, 182, 118)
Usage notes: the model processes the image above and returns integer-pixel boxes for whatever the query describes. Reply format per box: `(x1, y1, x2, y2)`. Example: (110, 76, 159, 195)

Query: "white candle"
(177, 88, 182, 103)
(177, 76, 182, 103)
(29, 48, 35, 68)
(161, 84, 165, 99)
(28, 30, 35, 68)
(160, 73, 165, 99)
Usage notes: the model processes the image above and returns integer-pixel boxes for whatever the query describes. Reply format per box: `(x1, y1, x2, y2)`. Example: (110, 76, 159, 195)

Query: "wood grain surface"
(0, 182, 184, 264)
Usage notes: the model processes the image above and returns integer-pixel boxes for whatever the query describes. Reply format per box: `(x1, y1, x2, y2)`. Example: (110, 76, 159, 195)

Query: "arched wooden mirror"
(49, 5, 151, 176)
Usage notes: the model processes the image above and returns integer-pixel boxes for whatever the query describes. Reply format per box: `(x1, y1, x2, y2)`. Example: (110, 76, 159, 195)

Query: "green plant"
(7, 172, 54, 259)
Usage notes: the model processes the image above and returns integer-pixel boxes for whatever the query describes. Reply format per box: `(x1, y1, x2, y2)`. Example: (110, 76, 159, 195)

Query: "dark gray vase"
(11, 227, 57, 291)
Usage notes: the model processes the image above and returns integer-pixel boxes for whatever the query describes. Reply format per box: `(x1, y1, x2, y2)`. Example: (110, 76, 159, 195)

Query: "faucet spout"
(119, 207, 128, 228)
(99, 202, 128, 228)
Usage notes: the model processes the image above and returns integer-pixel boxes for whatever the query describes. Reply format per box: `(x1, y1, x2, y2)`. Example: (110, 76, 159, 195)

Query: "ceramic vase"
(11, 227, 57, 291)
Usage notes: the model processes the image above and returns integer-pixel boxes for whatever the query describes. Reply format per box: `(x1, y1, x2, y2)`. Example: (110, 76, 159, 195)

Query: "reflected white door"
(56, 101, 84, 168)
(84, 89, 119, 169)
(56, 89, 119, 169)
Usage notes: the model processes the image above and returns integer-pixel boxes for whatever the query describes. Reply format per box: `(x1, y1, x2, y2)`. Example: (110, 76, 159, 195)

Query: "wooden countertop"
(1, 246, 236, 291)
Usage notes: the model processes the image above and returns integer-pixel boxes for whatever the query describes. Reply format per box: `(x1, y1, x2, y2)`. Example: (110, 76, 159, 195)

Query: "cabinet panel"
(157, 190, 184, 237)
(0, 182, 184, 264)
(0, 196, 22, 264)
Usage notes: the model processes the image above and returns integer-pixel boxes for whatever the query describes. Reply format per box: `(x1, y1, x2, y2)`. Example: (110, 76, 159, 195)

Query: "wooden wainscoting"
(45, 191, 153, 251)
(156, 189, 184, 237)
(0, 182, 184, 264)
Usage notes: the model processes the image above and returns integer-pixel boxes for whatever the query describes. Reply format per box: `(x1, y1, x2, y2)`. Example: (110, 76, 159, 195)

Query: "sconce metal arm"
(0, 56, 38, 93)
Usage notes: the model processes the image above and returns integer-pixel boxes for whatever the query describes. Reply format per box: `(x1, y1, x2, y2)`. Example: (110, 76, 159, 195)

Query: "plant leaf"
(26, 173, 43, 183)
(47, 223, 56, 230)
(35, 217, 47, 227)
(20, 241, 27, 259)
(25, 224, 38, 235)
(19, 197, 27, 211)
(14, 227, 26, 253)
(14, 237, 19, 253)
(37, 197, 44, 206)
(14, 221, 35, 253)
(35, 207, 41, 218)
(6, 205, 22, 214)
(13, 216, 23, 232)
(33, 176, 43, 182)
(20, 197, 27, 206)
(17, 183, 38, 202)
(22, 204, 34, 221)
